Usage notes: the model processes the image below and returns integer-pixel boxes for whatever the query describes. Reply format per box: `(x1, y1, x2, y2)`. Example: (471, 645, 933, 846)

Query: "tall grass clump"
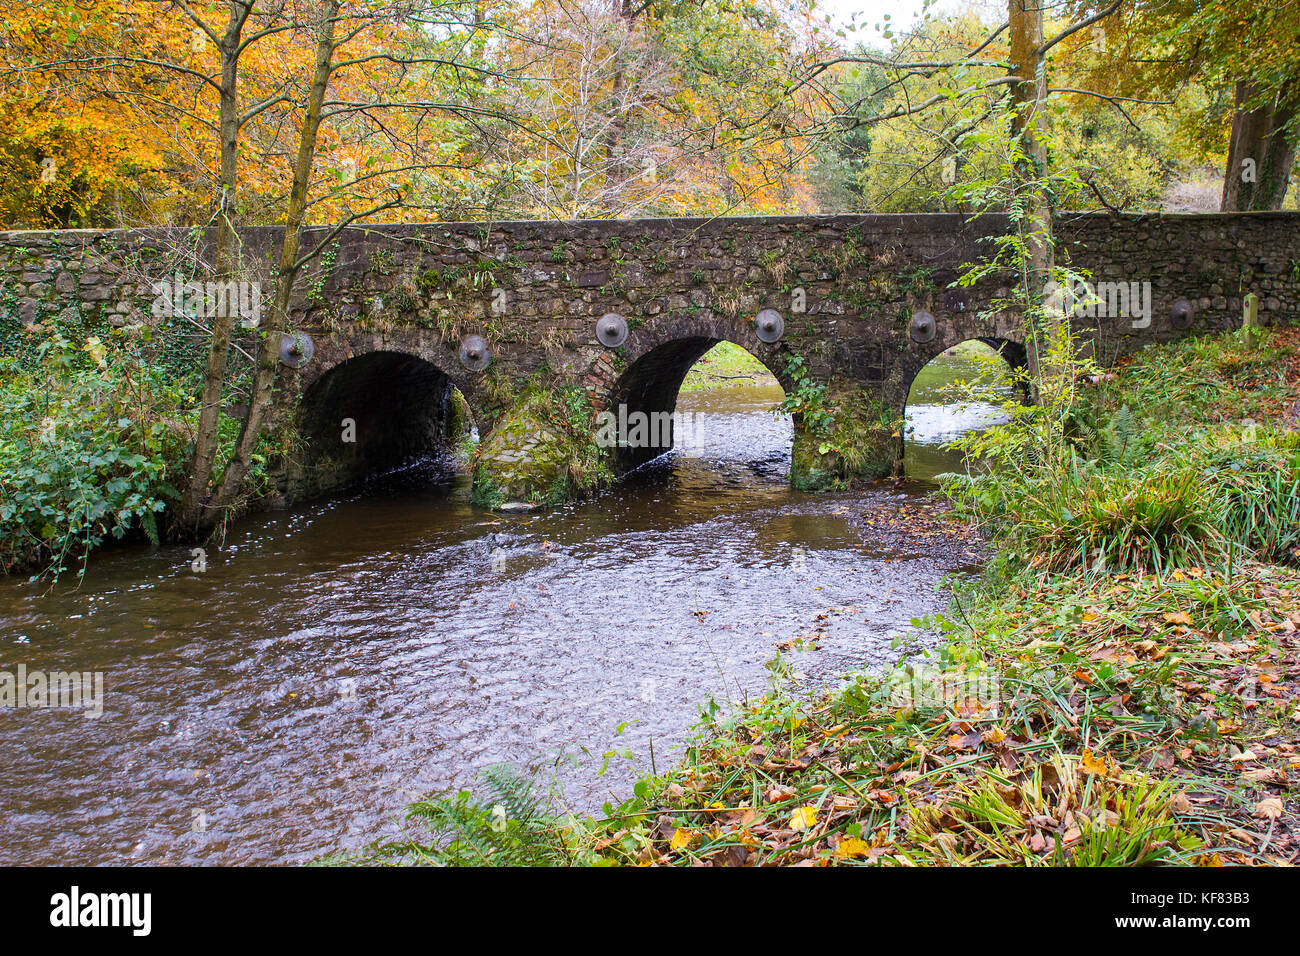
(1197, 435, 1300, 564)
(945, 458, 1219, 574)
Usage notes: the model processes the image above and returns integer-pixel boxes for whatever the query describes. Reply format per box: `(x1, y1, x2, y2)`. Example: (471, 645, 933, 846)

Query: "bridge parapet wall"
(3, 213, 1297, 406)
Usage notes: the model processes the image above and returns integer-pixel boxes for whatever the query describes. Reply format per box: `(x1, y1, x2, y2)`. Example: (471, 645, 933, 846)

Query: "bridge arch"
(902, 336, 1027, 480)
(290, 349, 478, 499)
(898, 326, 1028, 405)
(603, 322, 790, 471)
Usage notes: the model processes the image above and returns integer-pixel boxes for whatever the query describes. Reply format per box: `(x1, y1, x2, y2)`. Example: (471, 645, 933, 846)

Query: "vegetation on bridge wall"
(470, 383, 610, 509)
(779, 355, 900, 490)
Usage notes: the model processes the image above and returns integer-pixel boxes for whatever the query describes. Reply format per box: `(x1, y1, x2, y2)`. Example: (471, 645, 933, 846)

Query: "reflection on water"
(904, 344, 1016, 481)
(0, 382, 982, 866)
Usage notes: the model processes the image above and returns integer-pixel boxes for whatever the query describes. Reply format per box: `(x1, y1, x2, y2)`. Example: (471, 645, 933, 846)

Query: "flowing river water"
(0, 347, 1009, 865)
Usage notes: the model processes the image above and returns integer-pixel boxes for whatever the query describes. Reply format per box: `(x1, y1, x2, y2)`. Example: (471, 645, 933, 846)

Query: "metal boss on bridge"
(459, 335, 491, 371)
(278, 331, 315, 368)
(595, 313, 628, 348)
(1170, 298, 1195, 330)
(909, 310, 937, 344)
(755, 309, 784, 343)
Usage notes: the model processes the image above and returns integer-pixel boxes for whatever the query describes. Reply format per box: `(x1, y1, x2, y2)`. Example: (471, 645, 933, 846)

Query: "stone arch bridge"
(2, 212, 1298, 506)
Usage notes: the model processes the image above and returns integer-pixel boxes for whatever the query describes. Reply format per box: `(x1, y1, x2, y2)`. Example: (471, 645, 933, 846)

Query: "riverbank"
(621, 329, 1300, 866)
(372, 328, 1300, 866)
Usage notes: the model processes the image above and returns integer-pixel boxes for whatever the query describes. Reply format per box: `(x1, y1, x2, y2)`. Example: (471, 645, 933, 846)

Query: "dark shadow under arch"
(974, 337, 1027, 374)
(293, 350, 466, 499)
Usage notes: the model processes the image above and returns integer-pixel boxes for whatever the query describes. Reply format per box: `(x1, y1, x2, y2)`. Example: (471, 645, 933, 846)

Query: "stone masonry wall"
(2, 212, 1298, 499)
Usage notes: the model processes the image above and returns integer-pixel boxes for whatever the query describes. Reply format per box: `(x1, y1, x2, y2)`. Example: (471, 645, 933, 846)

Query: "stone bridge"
(3, 212, 1298, 506)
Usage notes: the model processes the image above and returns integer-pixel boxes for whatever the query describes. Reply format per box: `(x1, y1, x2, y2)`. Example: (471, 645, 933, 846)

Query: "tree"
(0, 1, 205, 227)
(180, 0, 507, 531)
(481, 0, 817, 219)
(795, 1, 1125, 397)
(9, 0, 513, 533)
(1089, 0, 1300, 210)
(1221, 79, 1297, 210)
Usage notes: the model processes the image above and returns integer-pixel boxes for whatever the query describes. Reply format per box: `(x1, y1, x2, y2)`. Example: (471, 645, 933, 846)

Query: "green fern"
(367, 762, 576, 866)
(1102, 404, 1141, 466)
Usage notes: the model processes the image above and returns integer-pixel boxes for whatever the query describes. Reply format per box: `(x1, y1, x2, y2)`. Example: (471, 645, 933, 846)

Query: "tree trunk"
(603, 0, 638, 208)
(176, 12, 248, 534)
(1221, 80, 1298, 211)
(1007, 0, 1056, 397)
(201, 0, 341, 524)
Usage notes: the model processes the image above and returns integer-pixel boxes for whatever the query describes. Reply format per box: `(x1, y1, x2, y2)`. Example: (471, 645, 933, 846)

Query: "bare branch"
(1037, 0, 1122, 57)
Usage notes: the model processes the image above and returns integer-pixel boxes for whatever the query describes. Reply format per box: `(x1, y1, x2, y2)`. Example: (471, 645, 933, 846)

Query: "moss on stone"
(471, 386, 611, 508)
(788, 384, 900, 490)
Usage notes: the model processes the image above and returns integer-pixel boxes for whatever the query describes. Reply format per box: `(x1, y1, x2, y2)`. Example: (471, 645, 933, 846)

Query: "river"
(0, 349, 1007, 865)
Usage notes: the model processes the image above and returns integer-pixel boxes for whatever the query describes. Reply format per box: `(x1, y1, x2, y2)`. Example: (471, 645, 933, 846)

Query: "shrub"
(1198, 438, 1300, 564)
(0, 329, 193, 577)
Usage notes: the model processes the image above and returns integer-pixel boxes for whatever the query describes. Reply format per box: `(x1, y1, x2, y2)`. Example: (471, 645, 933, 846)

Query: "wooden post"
(1243, 293, 1261, 350)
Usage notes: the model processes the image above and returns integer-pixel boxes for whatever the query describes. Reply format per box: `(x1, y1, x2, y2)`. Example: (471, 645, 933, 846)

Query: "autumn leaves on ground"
(365, 329, 1300, 867)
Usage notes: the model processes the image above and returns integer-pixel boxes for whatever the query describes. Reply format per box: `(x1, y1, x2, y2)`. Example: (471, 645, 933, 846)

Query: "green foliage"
(472, 382, 612, 507)
(946, 458, 1219, 574)
(946, 329, 1300, 574)
(369, 762, 580, 866)
(0, 325, 193, 577)
(0, 292, 291, 576)
(469, 470, 505, 509)
(1195, 434, 1300, 564)
(679, 340, 772, 392)
(776, 353, 832, 434)
(779, 354, 898, 488)
(1093, 403, 1143, 467)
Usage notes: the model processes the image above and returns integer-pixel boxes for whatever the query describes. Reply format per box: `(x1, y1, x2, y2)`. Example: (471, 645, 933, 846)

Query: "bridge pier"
(470, 386, 608, 509)
(789, 383, 902, 490)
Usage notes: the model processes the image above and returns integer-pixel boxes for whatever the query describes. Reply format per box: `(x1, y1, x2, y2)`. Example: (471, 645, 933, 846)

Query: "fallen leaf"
(1081, 749, 1116, 776)
(835, 837, 872, 859)
(1253, 798, 1283, 822)
(789, 806, 818, 831)
(1241, 767, 1287, 785)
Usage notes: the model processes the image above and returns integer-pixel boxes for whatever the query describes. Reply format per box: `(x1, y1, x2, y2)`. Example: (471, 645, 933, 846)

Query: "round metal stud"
(1170, 298, 1195, 330)
(909, 310, 937, 344)
(278, 331, 314, 368)
(755, 309, 784, 344)
(458, 334, 491, 372)
(595, 313, 628, 348)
